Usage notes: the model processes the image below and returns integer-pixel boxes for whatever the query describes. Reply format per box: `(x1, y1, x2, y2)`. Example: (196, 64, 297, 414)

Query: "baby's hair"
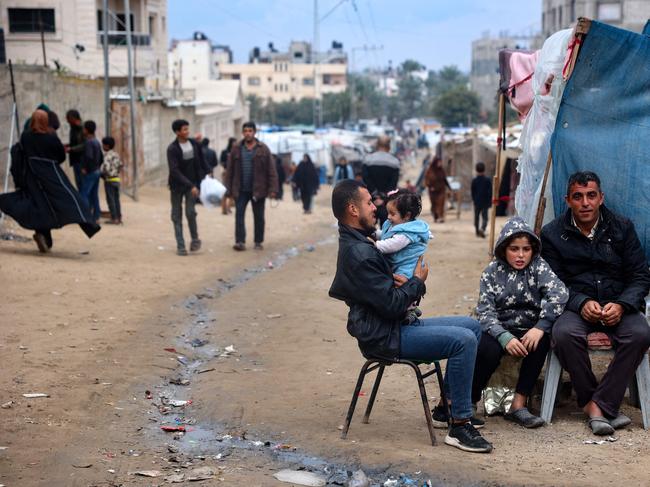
(495, 231, 539, 261)
(386, 189, 422, 221)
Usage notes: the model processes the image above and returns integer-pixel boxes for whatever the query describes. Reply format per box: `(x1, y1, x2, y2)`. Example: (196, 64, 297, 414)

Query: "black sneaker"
(445, 422, 493, 453)
(431, 405, 485, 429)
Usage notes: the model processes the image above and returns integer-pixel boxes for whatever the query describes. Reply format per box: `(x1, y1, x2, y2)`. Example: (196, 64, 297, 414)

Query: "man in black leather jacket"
(329, 180, 492, 453)
(541, 171, 650, 435)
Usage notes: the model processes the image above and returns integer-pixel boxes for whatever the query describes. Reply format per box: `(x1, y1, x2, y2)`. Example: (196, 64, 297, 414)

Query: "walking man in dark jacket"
(541, 171, 650, 435)
(225, 121, 278, 251)
(471, 162, 492, 238)
(80, 120, 103, 222)
(167, 119, 210, 256)
(65, 109, 85, 190)
(328, 179, 493, 453)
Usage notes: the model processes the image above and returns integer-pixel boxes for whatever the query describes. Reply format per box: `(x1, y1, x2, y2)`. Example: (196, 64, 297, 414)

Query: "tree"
(426, 65, 468, 97)
(433, 86, 481, 127)
(246, 94, 265, 123)
(397, 75, 424, 121)
(400, 59, 425, 74)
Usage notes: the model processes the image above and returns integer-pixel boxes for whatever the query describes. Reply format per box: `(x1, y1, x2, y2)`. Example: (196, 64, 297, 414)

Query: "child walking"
(100, 137, 123, 224)
(471, 217, 568, 427)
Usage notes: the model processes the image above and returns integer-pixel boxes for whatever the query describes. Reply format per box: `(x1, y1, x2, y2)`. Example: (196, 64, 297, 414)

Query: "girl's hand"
(521, 328, 545, 352)
(505, 338, 528, 357)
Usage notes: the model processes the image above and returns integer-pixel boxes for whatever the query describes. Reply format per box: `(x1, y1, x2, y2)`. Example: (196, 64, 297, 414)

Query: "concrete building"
(470, 32, 532, 113)
(541, 0, 650, 37)
(167, 31, 232, 89)
(2, 0, 168, 86)
(219, 41, 347, 103)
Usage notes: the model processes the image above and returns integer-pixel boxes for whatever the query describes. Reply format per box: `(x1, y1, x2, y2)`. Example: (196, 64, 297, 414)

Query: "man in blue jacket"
(541, 171, 650, 435)
(328, 179, 492, 453)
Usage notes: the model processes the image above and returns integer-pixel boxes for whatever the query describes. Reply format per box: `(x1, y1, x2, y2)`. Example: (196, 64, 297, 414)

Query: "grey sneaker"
(190, 239, 201, 252)
(445, 422, 493, 453)
(177, 248, 188, 256)
(233, 242, 246, 251)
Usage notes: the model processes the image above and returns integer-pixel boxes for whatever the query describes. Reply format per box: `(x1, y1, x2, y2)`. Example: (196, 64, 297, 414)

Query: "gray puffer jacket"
(476, 217, 569, 345)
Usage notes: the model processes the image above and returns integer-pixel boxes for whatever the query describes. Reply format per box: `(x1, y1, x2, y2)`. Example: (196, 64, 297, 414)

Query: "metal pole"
(102, 0, 110, 136)
(124, 0, 138, 200)
(313, 0, 321, 128)
(39, 12, 47, 67)
(8, 60, 20, 132)
(1, 105, 16, 225)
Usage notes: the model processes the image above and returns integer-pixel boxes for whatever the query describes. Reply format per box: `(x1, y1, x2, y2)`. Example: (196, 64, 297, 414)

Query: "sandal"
(588, 416, 615, 436)
(609, 413, 631, 430)
(504, 407, 545, 428)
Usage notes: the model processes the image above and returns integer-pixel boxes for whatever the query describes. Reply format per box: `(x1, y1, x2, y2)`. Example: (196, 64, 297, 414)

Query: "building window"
(231, 74, 240, 80)
(598, 3, 622, 21)
(323, 74, 332, 85)
(302, 78, 314, 86)
(284, 84, 288, 91)
(274, 84, 278, 92)
(248, 76, 261, 86)
(8, 8, 55, 33)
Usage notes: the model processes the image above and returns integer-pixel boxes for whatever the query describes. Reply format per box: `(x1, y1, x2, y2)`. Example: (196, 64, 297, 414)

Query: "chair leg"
(635, 352, 650, 430)
(405, 361, 436, 446)
(362, 365, 385, 424)
(341, 360, 373, 439)
(434, 361, 450, 426)
(540, 350, 563, 424)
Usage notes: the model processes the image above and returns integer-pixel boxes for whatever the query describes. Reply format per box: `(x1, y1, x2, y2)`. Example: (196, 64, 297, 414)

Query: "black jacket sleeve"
(344, 254, 425, 320)
(616, 222, 650, 311)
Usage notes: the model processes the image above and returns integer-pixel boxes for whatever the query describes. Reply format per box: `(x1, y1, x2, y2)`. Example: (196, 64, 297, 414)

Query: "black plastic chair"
(340, 357, 449, 445)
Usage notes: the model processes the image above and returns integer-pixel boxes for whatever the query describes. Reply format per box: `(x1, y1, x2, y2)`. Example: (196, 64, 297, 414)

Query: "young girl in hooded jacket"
(470, 217, 569, 428)
(374, 189, 432, 320)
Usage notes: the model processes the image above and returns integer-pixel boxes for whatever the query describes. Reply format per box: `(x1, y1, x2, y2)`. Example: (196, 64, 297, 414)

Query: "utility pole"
(102, 0, 110, 136)
(38, 11, 47, 67)
(124, 0, 138, 200)
(313, 0, 321, 128)
(350, 45, 383, 124)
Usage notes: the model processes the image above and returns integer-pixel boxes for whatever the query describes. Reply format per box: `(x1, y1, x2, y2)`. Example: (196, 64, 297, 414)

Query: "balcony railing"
(98, 31, 151, 46)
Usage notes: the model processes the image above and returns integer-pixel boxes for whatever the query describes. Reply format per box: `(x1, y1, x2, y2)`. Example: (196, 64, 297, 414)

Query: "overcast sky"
(168, 0, 541, 72)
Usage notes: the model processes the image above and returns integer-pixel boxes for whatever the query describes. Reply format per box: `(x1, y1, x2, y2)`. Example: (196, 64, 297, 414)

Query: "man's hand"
(269, 192, 278, 199)
(520, 327, 545, 352)
(191, 187, 200, 198)
(81, 168, 87, 175)
(580, 300, 603, 323)
(413, 255, 429, 282)
(505, 338, 528, 357)
(601, 302, 624, 326)
(393, 274, 408, 288)
(64, 144, 70, 153)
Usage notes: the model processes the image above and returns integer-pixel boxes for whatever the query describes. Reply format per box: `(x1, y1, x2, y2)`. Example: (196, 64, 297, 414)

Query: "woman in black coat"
(0, 110, 99, 252)
(292, 154, 320, 214)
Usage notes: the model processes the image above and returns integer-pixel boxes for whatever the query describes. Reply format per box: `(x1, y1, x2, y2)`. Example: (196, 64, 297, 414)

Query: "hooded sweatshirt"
(476, 217, 569, 348)
(377, 218, 431, 278)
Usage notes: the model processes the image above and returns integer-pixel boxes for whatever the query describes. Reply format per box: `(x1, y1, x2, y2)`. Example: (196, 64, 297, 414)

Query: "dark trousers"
(471, 330, 551, 404)
(170, 189, 198, 250)
(474, 205, 488, 233)
(552, 310, 650, 417)
(104, 180, 121, 220)
(235, 191, 265, 244)
(300, 190, 313, 212)
(81, 169, 101, 221)
(72, 163, 83, 191)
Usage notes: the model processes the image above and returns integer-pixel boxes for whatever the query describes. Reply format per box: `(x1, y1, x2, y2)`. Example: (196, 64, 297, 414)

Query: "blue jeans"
(400, 316, 481, 421)
(81, 169, 101, 221)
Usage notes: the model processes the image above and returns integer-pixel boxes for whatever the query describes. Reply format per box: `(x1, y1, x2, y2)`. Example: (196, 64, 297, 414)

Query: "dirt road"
(1, 181, 648, 486)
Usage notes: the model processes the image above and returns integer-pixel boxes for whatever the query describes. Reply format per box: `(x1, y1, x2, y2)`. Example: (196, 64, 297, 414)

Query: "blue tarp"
(551, 20, 650, 260)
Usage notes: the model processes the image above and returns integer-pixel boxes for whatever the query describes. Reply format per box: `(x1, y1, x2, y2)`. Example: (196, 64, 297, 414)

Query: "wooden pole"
(488, 93, 506, 256)
(534, 151, 553, 234)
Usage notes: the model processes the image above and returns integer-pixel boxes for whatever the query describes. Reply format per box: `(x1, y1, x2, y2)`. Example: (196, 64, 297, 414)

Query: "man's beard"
(359, 215, 377, 235)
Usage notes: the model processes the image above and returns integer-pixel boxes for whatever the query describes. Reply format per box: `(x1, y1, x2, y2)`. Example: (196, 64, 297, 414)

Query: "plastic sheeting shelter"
(550, 20, 650, 260)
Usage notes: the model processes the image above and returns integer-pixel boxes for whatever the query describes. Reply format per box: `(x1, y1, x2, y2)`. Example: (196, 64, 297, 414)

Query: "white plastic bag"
(515, 29, 573, 227)
(199, 176, 226, 208)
